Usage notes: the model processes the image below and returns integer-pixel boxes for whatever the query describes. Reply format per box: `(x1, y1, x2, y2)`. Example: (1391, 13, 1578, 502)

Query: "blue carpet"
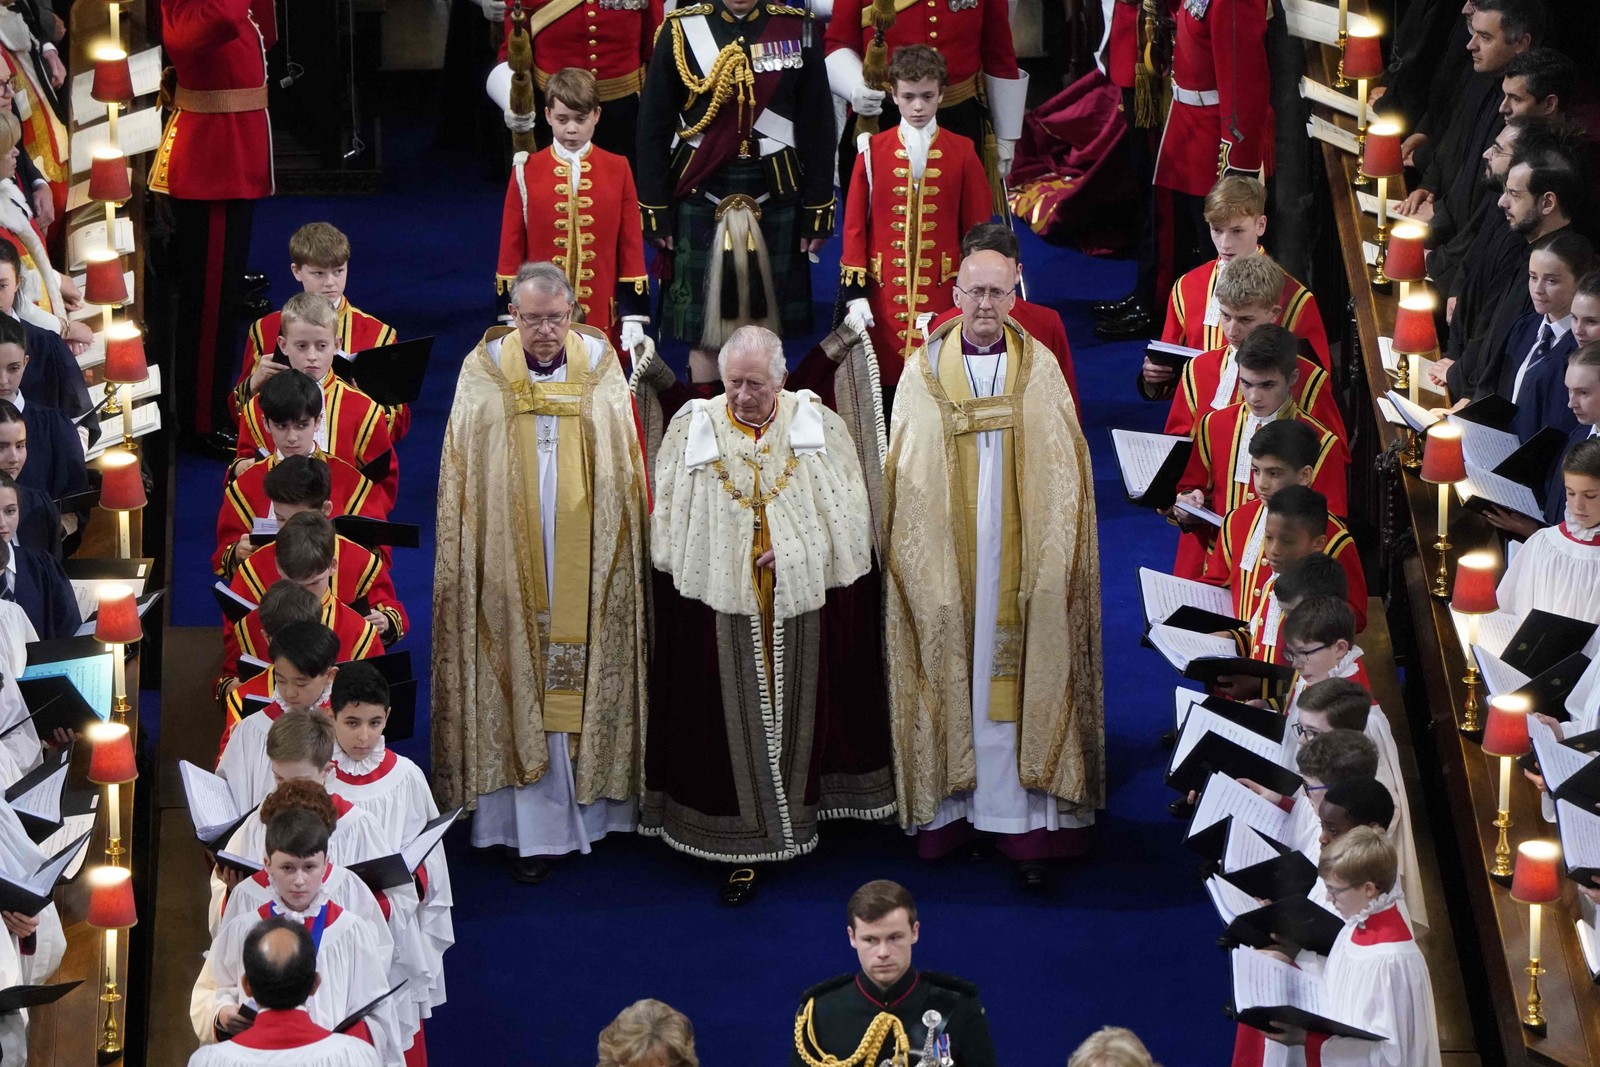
(168, 121, 1231, 1062)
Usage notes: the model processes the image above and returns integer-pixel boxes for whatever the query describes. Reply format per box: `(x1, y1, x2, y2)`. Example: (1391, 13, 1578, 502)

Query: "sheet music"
(69, 107, 163, 174)
(1149, 341, 1204, 361)
(1476, 612, 1522, 657)
(69, 47, 162, 121)
(1139, 568, 1235, 626)
(34, 806, 96, 880)
(19, 654, 112, 718)
(400, 809, 460, 871)
(1224, 822, 1281, 874)
(1174, 686, 1207, 730)
(1175, 707, 1281, 770)
(84, 402, 160, 459)
(212, 581, 258, 619)
(1456, 460, 1542, 521)
(1149, 624, 1238, 671)
(1531, 716, 1596, 794)
(1361, 240, 1379, 266)
(1356, 191, 1418, 223)
(1556, 799, 1600, 870)
(88, 365, 161, 409)
(9, 760, 66, 824)
(1111, 429, 1184, 499)
(1473, 644, 1532, 698)
(76, 330, 105, 373)
(179, 760, 243, 840)
(24, 831, 91, 894)
(65, 217, 135, 272)
(251, 517, 281, 538)
(1448, 416, 1521, 471)
(1175, 500, 1225, 527)
(1578, 919, 1600, 978)
(1207, 875, 1260, 925)
(1190, 772, 1291, 842)
(1298, 77, 1380, 123)
(1382, 390, 1438, 433)
(1308, 116, 1360, 156)
(1282, 0, 1378, 44)
(1232, 946, 1336, 1014)
(67, 564, 150, 621)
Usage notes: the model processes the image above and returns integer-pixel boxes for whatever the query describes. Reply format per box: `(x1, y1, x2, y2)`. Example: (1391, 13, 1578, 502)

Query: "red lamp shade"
(1344, 29, 1385, 81)
(99, 450, 145, 511)
(87, 722, 136, 784)
(94, 584, 141, 645)
(1385, 222, 1428, 283)
(1361, 120, 1404, 179)
(90, 50, 134, 105)
(1451, 551, 1500, 614)
(1482, 694, 1533, 758)
(1421, 423, 1466, 484)
(103, 324, 147, 384)
(83, 252, 127, 306)
(88, 151, 131, 204)
(1392, 295, 1439, 354)
(86, 866, 137, 929)
(1511, 840, 1563, 904)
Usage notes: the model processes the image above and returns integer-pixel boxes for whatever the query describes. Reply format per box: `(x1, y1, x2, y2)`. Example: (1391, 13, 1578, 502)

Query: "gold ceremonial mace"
(507, 0, 537, 155)
(854, 0, 896, 144)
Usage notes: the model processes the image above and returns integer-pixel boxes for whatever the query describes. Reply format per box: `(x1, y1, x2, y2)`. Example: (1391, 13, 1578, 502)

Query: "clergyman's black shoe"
(1090, 294, 1140, 320)
(720, 866, 760, 906)
(1017, 860, 1052, 892)
(510, 855, 554, 884)
(1093, 306, 1156, 342)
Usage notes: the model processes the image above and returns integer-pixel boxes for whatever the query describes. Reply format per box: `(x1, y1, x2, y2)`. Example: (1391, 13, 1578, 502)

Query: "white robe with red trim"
(185, 1006, 382, 1065)
(1306, 902, 1440, 1067)
(1498, 521, 1600, 657)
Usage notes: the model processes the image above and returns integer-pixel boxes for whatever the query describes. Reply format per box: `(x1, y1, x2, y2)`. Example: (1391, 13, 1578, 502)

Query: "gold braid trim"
(671, 19, 756, 139)
(794, 1002, 910, 1067)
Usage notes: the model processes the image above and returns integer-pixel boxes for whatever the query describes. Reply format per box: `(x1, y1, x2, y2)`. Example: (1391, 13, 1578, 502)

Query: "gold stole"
(503, 332, 593, 733)
(936, 329, 1024, 722)
(728, 411, 777, 685)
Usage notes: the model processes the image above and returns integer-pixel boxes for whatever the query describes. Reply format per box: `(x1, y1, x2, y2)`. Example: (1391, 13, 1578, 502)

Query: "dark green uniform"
(790, 969, 998, 1067)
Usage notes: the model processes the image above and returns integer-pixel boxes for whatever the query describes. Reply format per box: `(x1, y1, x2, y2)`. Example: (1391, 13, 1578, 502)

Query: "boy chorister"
(1245, 552, 1348, 668)
(235, 295, 397, 505)
(840, 45, 992, 387)
(227, 568, 381, 686)
(496, 68, 649, 358)
(233, 222, 404, 439)
(217, 452, 390, 580)
(0, 798, 65, 1063)
(234, 512, 406, 645)
(1498, 438, 1600, 652)
(1169, 326, 1347, 579)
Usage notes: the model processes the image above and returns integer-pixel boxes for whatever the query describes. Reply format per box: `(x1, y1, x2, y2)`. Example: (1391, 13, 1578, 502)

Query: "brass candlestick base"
(1490, 809, 1514, 880)
(97, 982, 122, 1062)
(1335, 32, 1349, 88)
(104, 836, 124, 865)
(1371, 228, 1391, 284)
(1393, 351, 1410, 390)
(1403, 429, 1423, 470)
(1461, 665, 1483, 734)
(1522, 957, 1546, 1032)
(1431, 535, 1452, 598)
(1353, 132, 1370, 187)
(111, 694, 130, 722)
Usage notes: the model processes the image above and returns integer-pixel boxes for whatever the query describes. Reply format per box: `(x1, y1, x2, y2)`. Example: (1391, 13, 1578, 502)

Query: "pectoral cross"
(537, 422, 559, 454)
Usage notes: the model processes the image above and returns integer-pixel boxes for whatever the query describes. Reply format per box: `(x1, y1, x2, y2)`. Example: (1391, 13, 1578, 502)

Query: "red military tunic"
(928, 298, 1078, 406)
(236, 375, 397, 504)
(224, 591, 381, 682)
(149, 0, 274, 201)
(496, 145, 649, 335)
(214, 451, 390, 577)
(1152, 0, 1272, 197)
(840, 125, 990, 383)
(825, 0, 1019, 91)
(1172, 400, 1347, 578)
(1164, 347, 1345, 442)
(498, 0, 661, 99)
(232, 534, 408, 642)
(1162, 252, 1330, 368)
(231, 300, 402, 435)
(1203, 497, 1368, 630)
(1106, 0, 1140, 89)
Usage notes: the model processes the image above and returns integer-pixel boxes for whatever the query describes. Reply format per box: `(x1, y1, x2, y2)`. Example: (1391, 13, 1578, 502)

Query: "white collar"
(1330, 645, 1364, 677)
(3, 540, 14, 576)
(1541, 313, 1574, 340)
(552, 141, 591, 168)
(5, 392, 21, 414)
(334, 736, 387, 775)
(1346, 885, 1405, 930)
(272, 888, 330, 923)
(1565, 515, 1600, 542)
(898, 117, 937, 143)
(272, 681, 333, 713)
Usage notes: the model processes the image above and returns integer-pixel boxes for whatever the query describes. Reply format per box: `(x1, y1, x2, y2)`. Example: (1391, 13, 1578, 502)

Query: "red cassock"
(824, 0, 1019, 88)
(214, 452, 391, 577)
(223, 594, 380, 685)
(496, 145, 648, 336)
(149, 0, 274, 201)
(1172, 402, 1347, 578)
(231, 302, 402, 434)
(1203, 497, 1368, 630)
(497, 0, 661, 98)
(1164, 349, 1345, 442)
(840, 126, 990, 384)
(236, 376, 397, 504)
(1163, 254, 1330, 368)
(1152, 0, 1273, 197)
(926, 299, 1078, 406)
(231, 534, 408, 642)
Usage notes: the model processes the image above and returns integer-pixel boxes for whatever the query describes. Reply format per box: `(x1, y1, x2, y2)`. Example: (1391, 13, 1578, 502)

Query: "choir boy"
(219, 583, 324, 738)
(226, 562, 381, 685)
(1243, 527, 1355, 667)
(217, 451, 390, 579)
(233, 512, 406, 645)
(0, 477, 75, 638)
(1245, 729, 1379, 855)
(1498, 438, 1600, 647)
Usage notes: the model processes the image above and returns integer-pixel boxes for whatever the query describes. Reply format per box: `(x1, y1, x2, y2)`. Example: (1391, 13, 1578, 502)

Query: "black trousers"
(1122, 87, 1160, 308)
(167, 197, 256, 438)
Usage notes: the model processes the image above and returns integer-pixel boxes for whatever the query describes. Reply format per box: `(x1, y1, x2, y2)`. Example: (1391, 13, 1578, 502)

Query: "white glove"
(482, 0, 508, 19)
(503, 108, 538, 134)
(851, 83, 885, 117)
(845, 298, 875, 331)
(995, 137, 1016, 178)
(619, 318, 647, 354)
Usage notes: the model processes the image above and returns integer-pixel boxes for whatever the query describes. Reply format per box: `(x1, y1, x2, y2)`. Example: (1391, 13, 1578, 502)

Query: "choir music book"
(1381, 390, 1438, 434)
(4, 748, 70, 841)
(358, 450, 392, 488)
(335, 982, 409, 1034)
(9, 676, 102, 741)
(1145, 340, 1204, 371)
(34, 792, 96, 880)
(1138, 568, 1245, 635)
(1187, 772, 1296, 862)
(1147, 624, 1295, 685)
(1499, 611, 1596, 679)
(1456, 461, 1544, 523)
(212, 581, 257, 625)
(1110, 430, 1192, 509)
(333, 515, 422, 551)
(1166, 706, 1302, 806)
(0, 830, 91, 916)
(0, 980, 81, 1014)
(1171, 688, 1285, 741)
(1577, 918, 1600, 984)
(1221, 823, 1319, 901)
(84, 402, 160, 459)
(68, 108, 161, 174)
(332, 337, 435, 407)
(1453, 393, 1518, 432)
(344, 808, 462, 892)
(1228, 947, 1383, 1040)
(1297, 77, 1380, 124)
(1529, 717, 1600, 808)
(1281, 0, 1377, 45)
(1556, 800, 1600, 886)
(63, 557, 152, 621)
(1306, 115, 1359, 155)
(1472, 644, 1589, 716)
(1225, 894, 1346, 961)
(178, 760, 259, 853)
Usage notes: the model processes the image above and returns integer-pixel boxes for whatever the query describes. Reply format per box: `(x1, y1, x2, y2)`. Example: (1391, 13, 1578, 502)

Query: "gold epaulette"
(665, 4, 712, 17)
(765, 3, 811, 14)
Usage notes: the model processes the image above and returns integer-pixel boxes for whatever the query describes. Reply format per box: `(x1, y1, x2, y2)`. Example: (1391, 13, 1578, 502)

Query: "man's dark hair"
(258, 369, 325, 425)
(961, 222, 1021, 261)
(1274, 552, 1348, 606)
(1265, 484, 1328, 539)
(1249, 419, 1321, 471)
(0, 314, 25, 352)
(1298, 678, 1373, 730)
(1472, 0, 1547, 47)
(263, 455, 333, 508)
(241, 918, 319, 1011)
(847, 879, 918, 929)
(1324, 777, 1396, 832)
(1280, 595, 1356, 649)
(1503, 48, 1574, 109)
(264, 806, 332, 860)
(1511, 131, 1590, 225)
(1234, 324, 1299, 378)
(1296, 728, 1378, 784)
(266, 619, 341, 677)
(1540, 229, 1595, 279)
(0, 241, 20, 275)
(330, 660, 391, 713)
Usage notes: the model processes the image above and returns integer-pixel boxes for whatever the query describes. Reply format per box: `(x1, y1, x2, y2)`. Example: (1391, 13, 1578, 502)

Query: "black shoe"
(1093, 307, 1156, 341)
(1090, 294, 1139, 319)
(509, 855, 554, 884)
(720, 866, 759, 906)
(1017, 860, 1052, 892)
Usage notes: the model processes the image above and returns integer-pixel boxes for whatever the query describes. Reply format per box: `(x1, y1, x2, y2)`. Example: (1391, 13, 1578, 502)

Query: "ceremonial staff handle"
(506, 0, 538, 154)
(856, 0, 897, 143)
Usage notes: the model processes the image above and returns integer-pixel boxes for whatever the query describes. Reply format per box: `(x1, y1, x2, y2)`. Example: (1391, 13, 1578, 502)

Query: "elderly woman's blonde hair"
(1067, 1026, 1161, 1067)
(596, 999, 698, 1067)
(0, 111, 21, 158)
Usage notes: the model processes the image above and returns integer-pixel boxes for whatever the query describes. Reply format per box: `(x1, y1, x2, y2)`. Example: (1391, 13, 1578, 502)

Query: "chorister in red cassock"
(496, 144, 649, 339)
(223, 595, 380, 700)
(230, 302, 400, 429)
(236, 376, 397, 503)
(840, 125, 991, 384)
(231, 535, 408, 642)
(1203, 497, 1368, 630)
(1164, 347, 1346, 441)
(1163, 253, 1330, 367)
(214, 452, 390, 577)
(1152, 0, 1273, 198)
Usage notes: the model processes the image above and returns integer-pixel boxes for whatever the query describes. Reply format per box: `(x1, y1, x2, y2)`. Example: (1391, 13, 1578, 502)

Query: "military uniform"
(790, 970, 997, 1067)
(636, 0, 836, 345)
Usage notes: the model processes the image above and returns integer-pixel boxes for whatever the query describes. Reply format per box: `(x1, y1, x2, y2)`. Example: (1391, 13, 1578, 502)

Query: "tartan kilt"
(663, 160, 814, 343)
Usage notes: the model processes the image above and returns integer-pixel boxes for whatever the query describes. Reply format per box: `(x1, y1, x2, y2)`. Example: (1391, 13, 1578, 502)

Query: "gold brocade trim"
(671, 20, 756, 139)
(940, 73, 979, 107)
(840, 264, 868, 286)
(535, 65, 646, 101)
(712, 454, 799, 508)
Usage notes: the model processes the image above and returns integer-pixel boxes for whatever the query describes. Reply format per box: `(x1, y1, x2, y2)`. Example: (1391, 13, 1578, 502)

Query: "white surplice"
(469, 335, 636, 857)
(187, 1012, 381, 1067)
(1314, 900, 1441, 1067)
(1498, 520, 1600, 657)
(919, 343, 1094, 838)
(0, 798, 64, 1063)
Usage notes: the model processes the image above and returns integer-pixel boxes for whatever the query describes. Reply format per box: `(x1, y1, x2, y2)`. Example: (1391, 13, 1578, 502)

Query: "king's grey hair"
(716, 324, 786, 381)
(510, 262, 575, 307)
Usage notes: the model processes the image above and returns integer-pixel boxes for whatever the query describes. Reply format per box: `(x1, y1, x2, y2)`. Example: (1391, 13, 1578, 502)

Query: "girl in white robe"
(1498, 440, 1600, 656)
